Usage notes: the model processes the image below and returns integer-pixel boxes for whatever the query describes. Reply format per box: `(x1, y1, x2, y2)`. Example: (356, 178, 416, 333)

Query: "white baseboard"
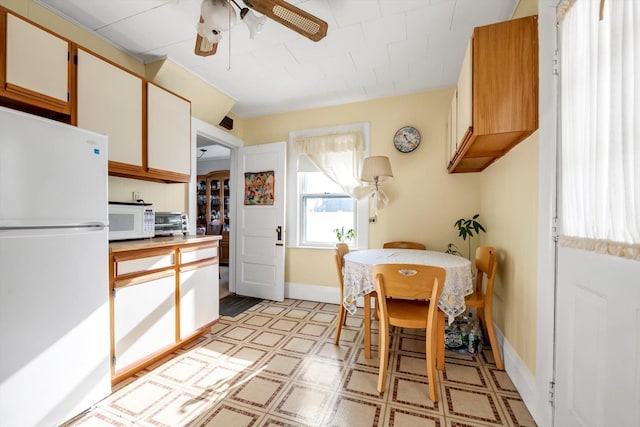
(494, 325, 547, 425)
(285, 282, 340, 304)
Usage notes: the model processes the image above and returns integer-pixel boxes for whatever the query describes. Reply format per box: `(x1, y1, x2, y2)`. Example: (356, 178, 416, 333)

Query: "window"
(287, 123, 370, 249)
(558, 0, 640, 256)
(300, 172, 355, 245)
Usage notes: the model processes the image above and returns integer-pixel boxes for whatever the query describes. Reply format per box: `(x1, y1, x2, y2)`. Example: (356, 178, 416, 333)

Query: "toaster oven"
(154, 212, 189, 236)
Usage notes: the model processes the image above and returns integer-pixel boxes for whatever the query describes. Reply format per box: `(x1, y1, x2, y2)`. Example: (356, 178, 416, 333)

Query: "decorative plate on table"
(393, 126, 421, 153)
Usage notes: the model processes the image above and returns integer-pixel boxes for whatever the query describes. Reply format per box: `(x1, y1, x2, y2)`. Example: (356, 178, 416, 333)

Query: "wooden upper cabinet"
(1, 11, 72, 119)
(146, 83, 191, 182)
(76, 49, 144, 171)
(448, 15, 538, 173)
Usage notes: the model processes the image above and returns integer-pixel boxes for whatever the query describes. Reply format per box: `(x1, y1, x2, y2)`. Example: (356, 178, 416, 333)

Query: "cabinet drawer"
(116, 252, 175, 276)
(180, 246, 217, 264)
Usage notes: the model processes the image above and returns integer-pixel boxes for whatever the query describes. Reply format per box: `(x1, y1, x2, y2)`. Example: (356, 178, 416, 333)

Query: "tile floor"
(63, 299, 537, 427)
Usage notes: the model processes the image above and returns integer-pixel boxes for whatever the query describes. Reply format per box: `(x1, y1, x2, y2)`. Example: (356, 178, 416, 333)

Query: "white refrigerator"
(0, 107, 111, 426)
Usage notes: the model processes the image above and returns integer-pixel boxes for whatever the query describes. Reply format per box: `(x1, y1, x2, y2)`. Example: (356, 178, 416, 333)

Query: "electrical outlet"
(133, 191, 142, 201)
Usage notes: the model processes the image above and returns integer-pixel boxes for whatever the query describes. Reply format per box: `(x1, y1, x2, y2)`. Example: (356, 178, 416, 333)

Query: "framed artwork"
(244, 171, 275, 205)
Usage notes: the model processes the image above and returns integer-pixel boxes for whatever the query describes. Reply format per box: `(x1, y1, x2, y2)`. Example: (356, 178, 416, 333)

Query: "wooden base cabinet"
(179, 245, 219, 340)
(113, 272, 176, 373)
(109, 237, 220, 384)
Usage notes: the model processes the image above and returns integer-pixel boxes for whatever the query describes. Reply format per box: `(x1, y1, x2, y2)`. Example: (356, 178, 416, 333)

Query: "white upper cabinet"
(76, 49, 143, 168)
(3, 12, 71, 115)
(147, 83, 191, 178)
(455, 38, 473, 147)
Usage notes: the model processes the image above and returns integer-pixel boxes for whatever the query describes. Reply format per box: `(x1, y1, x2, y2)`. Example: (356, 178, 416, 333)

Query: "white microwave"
(108, 202, 155, 241)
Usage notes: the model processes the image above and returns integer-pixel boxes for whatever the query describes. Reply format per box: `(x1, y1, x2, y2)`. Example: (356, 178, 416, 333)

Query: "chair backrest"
(382, 241, 427, 250)
(475, 246, 497, 301)
(334, 243, 350, 293)
(373, 264, 445, 303)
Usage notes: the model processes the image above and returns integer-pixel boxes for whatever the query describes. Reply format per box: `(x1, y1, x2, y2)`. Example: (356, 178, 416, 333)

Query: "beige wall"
(479, 133, 538, 374)
(475, 0, 539, 374)
(241, 89, 482, 286)
(0, 1, 236, 213)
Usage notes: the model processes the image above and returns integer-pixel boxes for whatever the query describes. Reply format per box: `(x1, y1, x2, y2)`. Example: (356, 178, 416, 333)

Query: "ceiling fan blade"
(244, 0, 328, 42)
(195, 15, 218, 57)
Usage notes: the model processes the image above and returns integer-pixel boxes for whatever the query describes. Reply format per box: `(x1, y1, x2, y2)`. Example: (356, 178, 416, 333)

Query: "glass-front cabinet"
(196, 170, 230, 264)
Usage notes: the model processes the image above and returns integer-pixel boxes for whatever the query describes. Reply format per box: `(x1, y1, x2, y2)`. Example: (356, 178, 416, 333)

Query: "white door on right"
(555, 247, 640, 426)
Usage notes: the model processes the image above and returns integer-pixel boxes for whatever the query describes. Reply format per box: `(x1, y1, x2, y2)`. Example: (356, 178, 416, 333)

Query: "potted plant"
(446, 214, 486, 260)
(334, 226, 355, 243)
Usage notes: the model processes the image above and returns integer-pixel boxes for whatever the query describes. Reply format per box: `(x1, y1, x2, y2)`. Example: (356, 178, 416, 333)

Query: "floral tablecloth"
(342, 249, 474, 324)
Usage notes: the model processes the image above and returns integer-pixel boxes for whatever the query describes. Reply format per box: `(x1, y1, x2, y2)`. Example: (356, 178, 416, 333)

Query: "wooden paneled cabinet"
(76, 50, 191, 183)
(1, 8, 192, 183)
(447, 15, 538, 173)
(0, 10, 72, 120)
(76, 48, 144, 170)
(110, 238, 219, 384)
(197, 170, 230, 264)
(147, 82, 191, 180)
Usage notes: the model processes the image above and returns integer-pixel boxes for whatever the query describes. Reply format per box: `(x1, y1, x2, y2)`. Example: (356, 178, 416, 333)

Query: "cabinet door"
(4, 13, 70, 111)
(113, 274, 176, 372)
(456, 38, 473, 146)
(179, 263, 218, 339)
(147, 83, 191, 177)
(447, 89, 457, 166)
(77, 49, 143, 167)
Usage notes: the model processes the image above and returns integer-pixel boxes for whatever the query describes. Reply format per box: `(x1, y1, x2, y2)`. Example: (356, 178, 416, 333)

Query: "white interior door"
(234, 142, 286, 301)
(555, 248, 640, 426)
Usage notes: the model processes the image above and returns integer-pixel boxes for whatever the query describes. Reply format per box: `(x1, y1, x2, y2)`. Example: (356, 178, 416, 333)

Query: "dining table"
(342, 248, 474, 366)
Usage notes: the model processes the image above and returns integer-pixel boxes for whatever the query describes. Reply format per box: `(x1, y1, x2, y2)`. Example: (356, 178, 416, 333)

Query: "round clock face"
(393, 126, 421, 153)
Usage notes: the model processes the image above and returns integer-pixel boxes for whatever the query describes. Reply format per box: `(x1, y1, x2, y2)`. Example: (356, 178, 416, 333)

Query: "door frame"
(533, 3, 560, 426)
(190, 117, 243, 294)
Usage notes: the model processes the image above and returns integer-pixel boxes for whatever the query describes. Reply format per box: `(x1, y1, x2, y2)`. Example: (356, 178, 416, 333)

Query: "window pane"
(302, 195, 355, 244)
(303, 172, 343, 194)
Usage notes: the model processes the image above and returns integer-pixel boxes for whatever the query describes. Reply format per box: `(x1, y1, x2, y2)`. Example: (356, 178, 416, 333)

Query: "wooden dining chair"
(382, 241, 427, 250)
(373, 264, 445, 402)
(333, 243, 350, 344)
(465, 246, 504, 370)
(334, 243, 377, 353)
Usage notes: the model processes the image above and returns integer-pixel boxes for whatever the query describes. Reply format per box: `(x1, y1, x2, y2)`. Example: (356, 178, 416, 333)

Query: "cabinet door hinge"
(112, 356, 117, 367)
(552, 50, 559, 75)
(548, 381, 555, 406)
(552, 217, 559, 242)
(112, 288, 116, 299)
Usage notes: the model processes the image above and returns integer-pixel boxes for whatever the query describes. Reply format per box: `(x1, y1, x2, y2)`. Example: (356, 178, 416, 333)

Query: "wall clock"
(393, 126, 421, 153)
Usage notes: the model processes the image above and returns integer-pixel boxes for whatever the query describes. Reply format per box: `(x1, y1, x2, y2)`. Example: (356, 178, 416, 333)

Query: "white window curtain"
(559, 0, 640, 260)
(293, 131, 370, 199)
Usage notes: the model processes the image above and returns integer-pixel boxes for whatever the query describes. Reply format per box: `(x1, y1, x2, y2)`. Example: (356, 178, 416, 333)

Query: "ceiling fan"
(195, 0, 328, 57)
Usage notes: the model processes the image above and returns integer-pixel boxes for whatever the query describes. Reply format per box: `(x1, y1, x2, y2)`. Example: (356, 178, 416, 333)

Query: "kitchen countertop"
(109, 235, 221, 253)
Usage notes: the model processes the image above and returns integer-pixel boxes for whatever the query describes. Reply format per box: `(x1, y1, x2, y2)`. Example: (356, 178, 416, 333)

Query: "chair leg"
(437, 311, 445, 371)
(377, 321, 389, 393)
(426, 328, 439, 402)
(334, 305, 346, 345)
(364, 294, 372, 359)
(483, 306, 504, 370)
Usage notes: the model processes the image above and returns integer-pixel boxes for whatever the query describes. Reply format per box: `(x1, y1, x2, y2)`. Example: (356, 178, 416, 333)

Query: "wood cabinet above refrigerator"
(0, 10, 73, 121)
(448, 15, 539, 173)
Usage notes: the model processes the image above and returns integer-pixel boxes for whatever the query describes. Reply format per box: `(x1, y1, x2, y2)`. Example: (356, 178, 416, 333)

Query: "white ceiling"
(34, 0, 518, 118)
